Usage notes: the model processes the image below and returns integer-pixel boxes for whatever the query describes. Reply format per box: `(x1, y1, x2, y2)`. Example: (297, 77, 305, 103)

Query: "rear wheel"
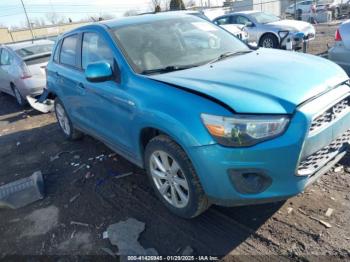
(12, 86, 25, 106)
(259, 34, 279, 48)
(54, 98, 83, 140)
(145, 135, 210, 218)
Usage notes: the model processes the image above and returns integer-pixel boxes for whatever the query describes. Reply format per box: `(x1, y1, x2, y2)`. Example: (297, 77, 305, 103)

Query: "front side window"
(214, 16, 231, 25)
(234, 16, 251, 25)
(81, 32, 114, 70)
(112, 16, 249, 74)
(0, 49, 12, 65)
(60, 35, 78, 67)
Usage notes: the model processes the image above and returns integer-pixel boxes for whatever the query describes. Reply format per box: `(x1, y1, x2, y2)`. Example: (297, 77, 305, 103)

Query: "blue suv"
(46, 13, 350, 218)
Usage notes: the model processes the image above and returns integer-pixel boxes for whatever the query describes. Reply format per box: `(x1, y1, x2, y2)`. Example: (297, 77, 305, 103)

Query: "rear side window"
(81, 32, 114, 70)
(15, 44, 53, 58)
(53, 40, 61, 63)
(60, 35, 78, 67)
(0, 49, 12, 65)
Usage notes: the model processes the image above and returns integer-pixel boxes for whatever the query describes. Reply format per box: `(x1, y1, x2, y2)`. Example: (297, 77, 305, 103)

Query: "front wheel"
(259, 34, 279, 49)
(145, 135, 210, 218)
(54, 98, 83, 140)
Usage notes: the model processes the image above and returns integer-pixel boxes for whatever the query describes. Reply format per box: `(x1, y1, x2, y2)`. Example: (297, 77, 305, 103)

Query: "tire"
(259, 34, 279, 49)
(54, 98, 83, 140)
(144, 135, 210, 218)
(12, 85, 26, 106)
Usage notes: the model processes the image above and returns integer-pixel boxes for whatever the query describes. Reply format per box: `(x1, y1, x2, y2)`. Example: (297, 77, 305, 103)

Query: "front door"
(78, 31, 135, 155)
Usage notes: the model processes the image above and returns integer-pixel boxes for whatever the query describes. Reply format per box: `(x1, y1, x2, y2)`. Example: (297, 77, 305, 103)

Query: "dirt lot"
(0, 22, 350, 261)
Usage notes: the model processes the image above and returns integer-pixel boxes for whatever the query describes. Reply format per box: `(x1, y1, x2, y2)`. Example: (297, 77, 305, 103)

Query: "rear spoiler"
(23, 52, 51, 62)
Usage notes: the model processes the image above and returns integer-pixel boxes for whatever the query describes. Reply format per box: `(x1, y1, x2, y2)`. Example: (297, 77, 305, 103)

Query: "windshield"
(111, 16, 249, 74)
(15, 43, 53, 58)
(250, 12, 281, 24)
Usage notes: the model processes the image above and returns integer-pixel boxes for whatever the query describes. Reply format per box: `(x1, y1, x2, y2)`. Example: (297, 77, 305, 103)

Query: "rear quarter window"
(60, 35, 78, 67)
(53, 40, 62, 63)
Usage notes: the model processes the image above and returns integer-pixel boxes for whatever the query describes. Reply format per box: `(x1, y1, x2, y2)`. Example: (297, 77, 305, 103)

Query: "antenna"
(20, 0, 34, 43)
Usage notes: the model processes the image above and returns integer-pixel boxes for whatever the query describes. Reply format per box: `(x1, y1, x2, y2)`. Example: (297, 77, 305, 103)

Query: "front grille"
(298, 129, 350, 176)
(309, 96, 350, 133)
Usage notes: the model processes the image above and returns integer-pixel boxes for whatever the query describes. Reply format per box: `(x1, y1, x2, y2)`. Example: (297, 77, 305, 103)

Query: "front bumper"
(280, 31, 315, 50)
(188, 83, 350, 206)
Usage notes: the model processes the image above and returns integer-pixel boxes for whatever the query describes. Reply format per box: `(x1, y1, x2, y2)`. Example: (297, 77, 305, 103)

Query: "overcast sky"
(0, 0, 223, 28)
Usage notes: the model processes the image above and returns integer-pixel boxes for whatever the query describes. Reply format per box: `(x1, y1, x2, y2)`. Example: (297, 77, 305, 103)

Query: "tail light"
(335, 28, 342, 41)
(20, 63, 32, 79)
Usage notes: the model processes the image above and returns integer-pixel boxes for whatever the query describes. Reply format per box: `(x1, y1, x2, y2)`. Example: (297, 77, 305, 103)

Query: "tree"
(124, 9, 138, 16)
(45, 12, 66, 25)
(155, 5, 161, 12)
(150, 0, 162, 12)
(185, 0, 196, 8)
(169, 0, 186, 10)
(32, 17, 47, 28)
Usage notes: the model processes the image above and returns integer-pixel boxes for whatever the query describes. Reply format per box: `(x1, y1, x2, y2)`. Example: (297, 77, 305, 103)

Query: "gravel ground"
(0, 24, 350, 260)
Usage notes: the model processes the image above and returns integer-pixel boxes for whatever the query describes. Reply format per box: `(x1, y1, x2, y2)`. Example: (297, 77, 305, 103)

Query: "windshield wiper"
(209, 50, 252, 64)
(141, 65, 198, 75)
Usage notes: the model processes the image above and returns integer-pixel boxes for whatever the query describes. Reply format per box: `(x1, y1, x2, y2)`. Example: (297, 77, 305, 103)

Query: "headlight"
(201, 114, 290, 147)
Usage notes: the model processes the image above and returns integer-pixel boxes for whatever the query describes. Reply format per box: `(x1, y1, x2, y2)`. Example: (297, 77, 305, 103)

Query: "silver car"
(328, 20, 350, 75)
(213, 11, 315, 49)
(0, 40, 54, 106)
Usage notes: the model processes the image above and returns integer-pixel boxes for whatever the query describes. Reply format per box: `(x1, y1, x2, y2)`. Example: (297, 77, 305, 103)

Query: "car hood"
(266, 19, 314, 33)
(148, 48, 348, 114)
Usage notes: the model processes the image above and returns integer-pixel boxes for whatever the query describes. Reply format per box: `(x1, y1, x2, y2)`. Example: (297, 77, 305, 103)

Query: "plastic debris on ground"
(325, 208, 334, 217)
(0, 171, 44, 209)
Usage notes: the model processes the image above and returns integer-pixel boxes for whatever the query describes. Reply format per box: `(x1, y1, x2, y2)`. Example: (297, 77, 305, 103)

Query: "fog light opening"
(229, 169, 272, 194)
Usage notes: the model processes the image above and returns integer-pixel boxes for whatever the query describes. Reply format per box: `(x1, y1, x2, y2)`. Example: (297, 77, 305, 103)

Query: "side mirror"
(85, 62, 113, 83)
(245, 21, 254, 27)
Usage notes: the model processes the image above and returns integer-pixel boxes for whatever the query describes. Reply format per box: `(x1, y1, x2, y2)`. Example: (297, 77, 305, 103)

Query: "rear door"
(54, 33, 87, 126)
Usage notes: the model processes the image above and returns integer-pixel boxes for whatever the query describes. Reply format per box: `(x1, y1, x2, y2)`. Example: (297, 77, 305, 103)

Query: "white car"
(219, 24, 249, 42)
(285, 0, 313, 16)
(0, 40, 54, 106)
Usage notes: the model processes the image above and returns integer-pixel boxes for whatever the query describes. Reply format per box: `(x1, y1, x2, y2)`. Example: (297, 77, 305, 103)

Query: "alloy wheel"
(55, 103, 71, 136)
(262, 38, 274, 48)
(150, 150, 190, 208)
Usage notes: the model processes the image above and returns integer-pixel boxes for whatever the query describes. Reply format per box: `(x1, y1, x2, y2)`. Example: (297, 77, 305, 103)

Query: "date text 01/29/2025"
(127, 255, 219, 261)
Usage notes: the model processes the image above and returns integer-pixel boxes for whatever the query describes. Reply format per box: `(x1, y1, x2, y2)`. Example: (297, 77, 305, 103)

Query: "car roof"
(213, 10, 259, 20)
(4, 39, 54, 51)
(101, 12, 195, 29)
(230, 10, 260, 15)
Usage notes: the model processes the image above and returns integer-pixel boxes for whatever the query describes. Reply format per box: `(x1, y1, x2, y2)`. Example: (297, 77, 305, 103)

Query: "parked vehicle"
(317, 0, 350, 18)
(213, 11, 315, 49)
(160, 10, 249, 42)
(219, 24, 249, 42)
(0, 40, 54, 105)
(46, 13, 349, 218)
(285, 0, 313, 16)
(329, 20, 350, 74)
